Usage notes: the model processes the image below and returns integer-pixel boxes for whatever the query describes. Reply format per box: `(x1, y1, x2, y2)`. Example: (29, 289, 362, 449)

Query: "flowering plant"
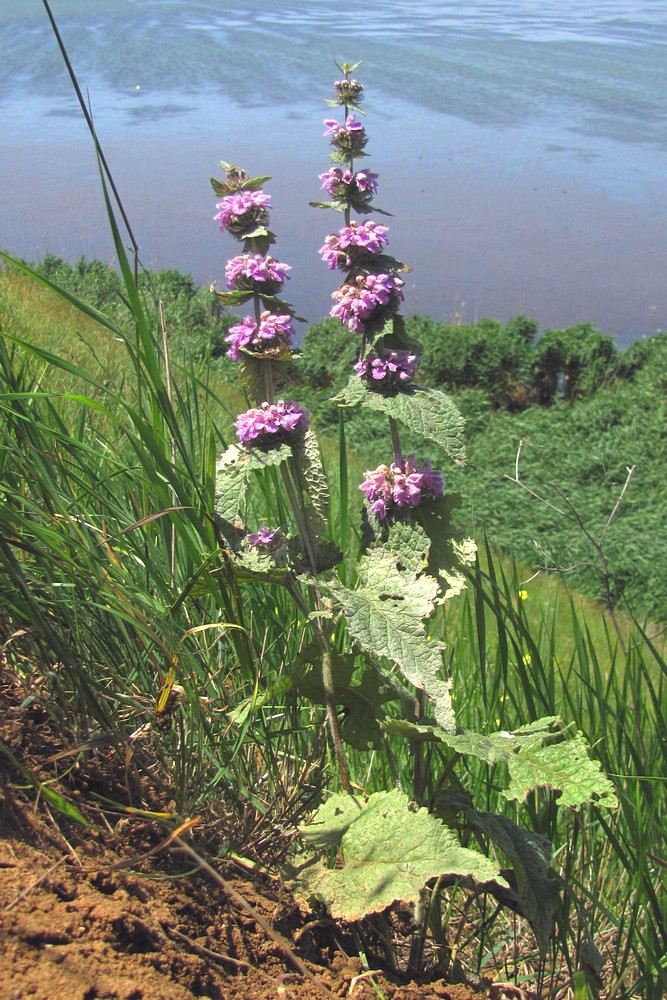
(209, 61, 616, 952)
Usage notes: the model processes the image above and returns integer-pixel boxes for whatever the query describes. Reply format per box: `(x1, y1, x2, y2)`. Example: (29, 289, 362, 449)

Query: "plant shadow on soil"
(0, 675, 537, 1000)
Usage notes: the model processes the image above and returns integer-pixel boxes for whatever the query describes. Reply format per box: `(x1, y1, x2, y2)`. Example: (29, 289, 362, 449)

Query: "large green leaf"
(214, 442, 292, 528)
(467, 808, 559, 959)
(288, 790, 505, 921)
(325, 538, 455, 732)
(334, 377, 466, 465)
(385, 717, 618, 809)
(386, 501, 476, 604)
(291, 428, 329, 540)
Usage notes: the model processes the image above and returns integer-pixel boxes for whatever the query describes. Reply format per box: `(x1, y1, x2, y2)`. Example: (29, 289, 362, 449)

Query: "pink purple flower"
(323, 114, 364, 138)
(225, 254, 290, 295)
(359, 456, 444, 521)
(330, 273, 404, 334)
(235, 400, 309, 446)
(354, 350, 420, 388)
(319, 167, 378, 205)
(245, 525, 283, 550)
(319, 220, 389, 270)
(323, 114, 367, 155)
(225, 311, 295, 362)
(214, 190, 271, 237)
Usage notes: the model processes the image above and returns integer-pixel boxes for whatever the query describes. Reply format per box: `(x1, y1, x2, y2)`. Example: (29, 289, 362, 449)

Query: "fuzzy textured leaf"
(288, 790, 505, 921)
(215, 443, 292, 527)
(334, 377, 466, 465)
(384, 717, 618, 809)
(210, 288, 253, 306)
(468, 809, 559, 958)
(291, 428, 329, 540)
(325, 539, 455, 732)
(418, 495, 477, 601)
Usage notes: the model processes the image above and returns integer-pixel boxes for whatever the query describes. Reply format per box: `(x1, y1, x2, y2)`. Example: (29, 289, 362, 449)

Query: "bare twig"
(601, 464, 636, 543)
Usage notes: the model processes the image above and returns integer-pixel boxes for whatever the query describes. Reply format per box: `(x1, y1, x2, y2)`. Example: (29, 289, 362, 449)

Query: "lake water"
(2, 1, 666, 344)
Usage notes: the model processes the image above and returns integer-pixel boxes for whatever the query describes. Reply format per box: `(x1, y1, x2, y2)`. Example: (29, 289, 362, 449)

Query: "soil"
(0, 674, 533, 1000)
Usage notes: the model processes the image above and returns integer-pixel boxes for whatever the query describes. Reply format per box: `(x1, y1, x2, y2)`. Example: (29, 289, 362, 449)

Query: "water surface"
(2, 1, 666, 342)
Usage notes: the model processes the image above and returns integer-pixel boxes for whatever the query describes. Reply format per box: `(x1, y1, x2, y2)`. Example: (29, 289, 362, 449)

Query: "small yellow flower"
(522, 652, 532, 666)
(495, 717, 501, 727)
(518, 589, 528, 601)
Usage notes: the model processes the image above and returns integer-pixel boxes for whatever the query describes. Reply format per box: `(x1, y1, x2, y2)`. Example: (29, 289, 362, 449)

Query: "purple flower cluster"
(225, 311, 295, 362)
(235, 400, 309, 446)
(354, 350, 420, 387)
(320, 168, 378, 204)
(245, 525, 283, 551)
(331, 273, 404, 334)
(359, 456, 444, 521)
(323, 115, 367, 156)
(225, 254, 291, 295)
(214, 190, 271, 237)
(319, 220, 389, 270)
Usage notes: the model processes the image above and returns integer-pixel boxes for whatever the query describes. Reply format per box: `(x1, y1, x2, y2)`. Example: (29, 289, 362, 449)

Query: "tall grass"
(438, 546, 666, 998)
(2, 254, 664, 994)
(0, 248, 328, 847)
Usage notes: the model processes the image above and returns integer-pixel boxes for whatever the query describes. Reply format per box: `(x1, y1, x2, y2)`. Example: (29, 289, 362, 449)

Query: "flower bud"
(333, 78, 364, 106)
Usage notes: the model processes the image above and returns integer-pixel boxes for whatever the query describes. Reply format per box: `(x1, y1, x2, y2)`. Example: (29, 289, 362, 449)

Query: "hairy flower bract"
(319, 167, 378, 204)
(226, 311, 294, 361)
(331, 273, 404, 334)
(359, 455, 443, 520)
(354, 349, 420, 387)
(245, 525, 283, 550)
(214, 190, 271, 237)
(319, 220, 389, 270)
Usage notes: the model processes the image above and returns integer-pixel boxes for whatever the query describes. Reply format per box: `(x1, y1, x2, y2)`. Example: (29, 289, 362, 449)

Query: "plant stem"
(253, 292, 275, 405)
(388, 416, 402, 461)
(280, 463, 352, 792)
(413, 688, 425, 804)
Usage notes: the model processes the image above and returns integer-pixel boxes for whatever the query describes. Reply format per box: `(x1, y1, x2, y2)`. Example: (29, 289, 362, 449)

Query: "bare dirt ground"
(0, 674, 533, 1000)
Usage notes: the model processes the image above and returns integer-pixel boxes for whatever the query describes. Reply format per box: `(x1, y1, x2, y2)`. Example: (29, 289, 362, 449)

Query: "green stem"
(413, 688, 425, 804)
(280, 461, 352, 793)
(388, 416, 402, 462)
(338, 409, 349, 581)
(252, 291, 274, 405)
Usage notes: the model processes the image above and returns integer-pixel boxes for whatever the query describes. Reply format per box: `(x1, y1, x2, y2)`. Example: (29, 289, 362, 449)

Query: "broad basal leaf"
(384, 717, 618, 809)
(334, 377, 466, 465)
(288, 790, 506, 921)
(467, 808, 559, 959)
(325, 541, 455, 732)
